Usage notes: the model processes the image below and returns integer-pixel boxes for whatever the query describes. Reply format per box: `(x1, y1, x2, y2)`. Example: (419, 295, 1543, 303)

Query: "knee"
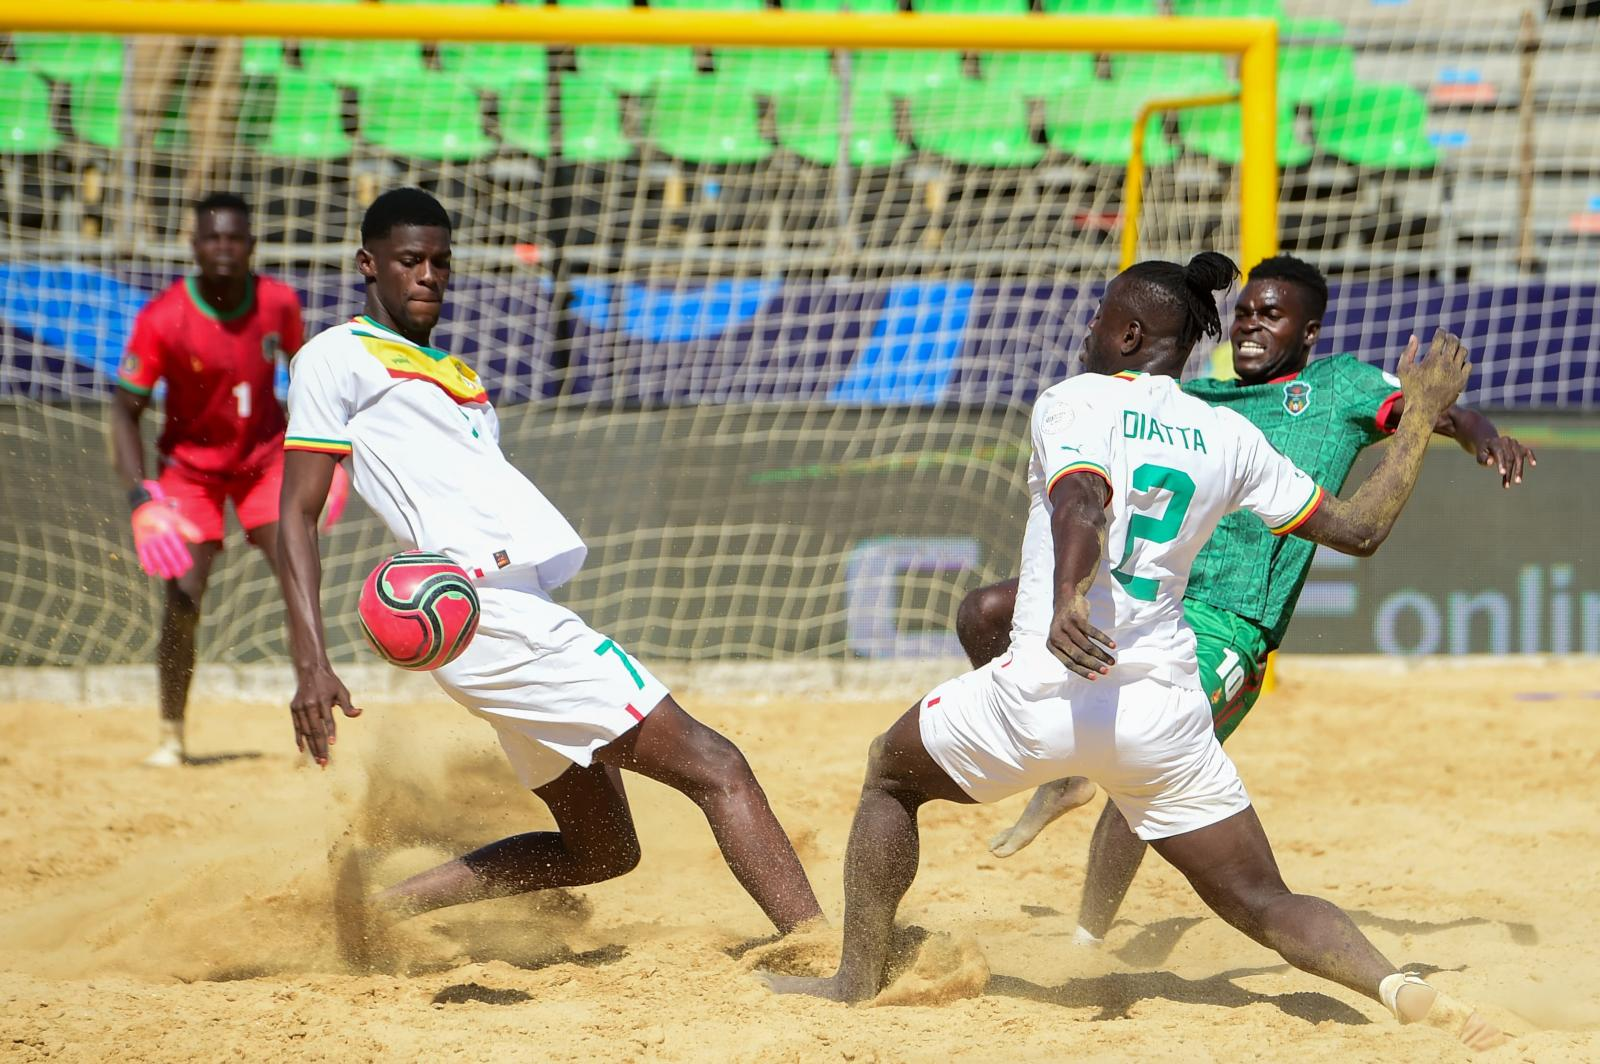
(955, 583, 1012, 666)
(677, 729, 758, 807)
(165, 580, 204, 621)
(569, 828, 642, 881)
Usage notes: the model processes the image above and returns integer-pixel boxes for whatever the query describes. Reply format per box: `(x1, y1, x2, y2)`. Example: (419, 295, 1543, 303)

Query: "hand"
(1047, 594, 1116, 680)
(321, 460, 350, 533)
(130, 480, 201, 579)
(289, 662, 361, 767)
(1476, 435, 1536, 489)
(1396, 329, 1471, 421)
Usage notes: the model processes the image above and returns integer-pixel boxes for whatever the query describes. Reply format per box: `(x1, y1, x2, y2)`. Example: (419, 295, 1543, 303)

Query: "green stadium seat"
(363, 76, 494, 161)
(576, 46, 698, 95)
(909, 83, 1043, 166)
(439, 42, 551, 91)
(783, 0, 901, 10)
(1045, 82, 1177, 165)
(773, 78, 908, 167)
(1279, 40, 1355, 106)
(301, 40, 427, 90)
(1041, 0, 1158, 12)
(979, 51, 1095, 96)
(1170, 0, 1282, 16)
(913, 0, 1029, 12)
(713, 48, 833, 94)
(498, 77, 551, 157)
(67, 72, 123, 149)
(648, 79, 772, 164)
(263, 73, 353, 160)
(1111, 53, 1234, 94)
(12, 35, 123, 80)
(240, 40, 288, 79)
(852, 50, 964, 97)
(1179, 101, 1311, 166)
(0, 66, 62, 154)
(559, 75, 634, 162)
(652, 0, 765, 9)
(556, 0, 632, 7)
(1315, 83, 1438, 169)
(1281, 17, 1344, 39)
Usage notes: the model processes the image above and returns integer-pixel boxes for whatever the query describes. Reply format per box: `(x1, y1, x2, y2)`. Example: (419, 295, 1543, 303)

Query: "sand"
(2, 660, 1598, 1062)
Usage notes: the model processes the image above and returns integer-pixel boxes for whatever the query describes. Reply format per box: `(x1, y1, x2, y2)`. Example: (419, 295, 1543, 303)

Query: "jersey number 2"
(1110, 463, 1195, 602)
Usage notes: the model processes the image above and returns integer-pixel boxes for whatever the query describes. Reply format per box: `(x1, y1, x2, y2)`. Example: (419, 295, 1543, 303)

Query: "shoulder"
(1183, 375, 1235, 402)
(133, 279, 190, 323)
(1318, 353, 1400, 389)
(255, 275, 303, 311)
(292, 322, 362, 371)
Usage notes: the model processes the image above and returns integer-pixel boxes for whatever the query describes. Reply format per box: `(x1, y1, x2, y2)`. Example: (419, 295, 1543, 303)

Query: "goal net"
(0, 2, 1594, 668)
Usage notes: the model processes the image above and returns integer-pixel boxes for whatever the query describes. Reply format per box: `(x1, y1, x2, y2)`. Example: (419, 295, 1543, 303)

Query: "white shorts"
(431, 576, 670, 791)
(918, 642, 1250, 841)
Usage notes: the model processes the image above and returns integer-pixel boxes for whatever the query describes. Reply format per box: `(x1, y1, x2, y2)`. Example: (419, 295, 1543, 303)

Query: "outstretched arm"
(1296, 330, 1471, 557)
(279, 449, 360, 765)
(1384, 396, 1536, 489)
(1047, 473, 1117, 679)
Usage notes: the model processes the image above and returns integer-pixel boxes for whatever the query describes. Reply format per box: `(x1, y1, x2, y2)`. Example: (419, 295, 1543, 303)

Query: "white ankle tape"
(1379, 972, 1430, 1021)
(1071, 926, 1104, 947)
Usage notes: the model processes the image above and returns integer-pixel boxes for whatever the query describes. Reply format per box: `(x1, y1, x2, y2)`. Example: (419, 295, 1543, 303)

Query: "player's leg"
(594, 696, 822, 933)
(954, 578, 1017, 668)
(147, 464, 228, 766)
(765, 702, 975, 1002)
(234, 454, 284, 575)
(1072, 606, 1271, 934)
(1149, 807, 1504, 1049)
(373, 760, 642, 919)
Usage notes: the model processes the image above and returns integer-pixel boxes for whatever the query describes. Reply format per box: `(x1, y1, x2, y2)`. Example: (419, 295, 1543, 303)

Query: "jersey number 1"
(1110, 463, 1195, 602)
(232, 381, 251, 418)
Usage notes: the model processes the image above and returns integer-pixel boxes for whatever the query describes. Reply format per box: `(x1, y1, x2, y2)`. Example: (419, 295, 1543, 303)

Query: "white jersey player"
(766, 253, 1503, 1052)
(275, 189, 821, 965)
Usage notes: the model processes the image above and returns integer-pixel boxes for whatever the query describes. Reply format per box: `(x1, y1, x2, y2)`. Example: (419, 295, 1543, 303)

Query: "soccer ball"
(358, 550, 480, 671)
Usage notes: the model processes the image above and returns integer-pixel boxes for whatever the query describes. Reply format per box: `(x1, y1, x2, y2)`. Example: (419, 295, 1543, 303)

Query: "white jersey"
(284, 316, 586, 590)
(1011, 370, 1325, 687)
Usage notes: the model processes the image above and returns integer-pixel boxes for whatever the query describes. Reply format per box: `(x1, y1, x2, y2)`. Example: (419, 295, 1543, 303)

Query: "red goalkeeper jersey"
(117, 275, 304, 477)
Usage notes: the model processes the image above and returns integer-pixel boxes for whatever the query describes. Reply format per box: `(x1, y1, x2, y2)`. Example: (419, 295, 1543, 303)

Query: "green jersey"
(1181, 354, 1404, 647)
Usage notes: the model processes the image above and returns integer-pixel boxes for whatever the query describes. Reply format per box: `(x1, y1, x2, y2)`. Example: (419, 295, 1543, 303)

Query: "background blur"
(1, 0, 1595, 665)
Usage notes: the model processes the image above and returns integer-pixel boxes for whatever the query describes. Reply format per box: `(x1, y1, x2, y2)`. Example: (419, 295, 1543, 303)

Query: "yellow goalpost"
(0, 1, 1280, 270)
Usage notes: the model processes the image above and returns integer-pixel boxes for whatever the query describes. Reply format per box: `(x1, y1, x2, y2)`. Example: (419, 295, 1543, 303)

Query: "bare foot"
(988, 777, 1097, 858)
(1396, 982, 1509, 1052)
(759, 970, 867, 1003)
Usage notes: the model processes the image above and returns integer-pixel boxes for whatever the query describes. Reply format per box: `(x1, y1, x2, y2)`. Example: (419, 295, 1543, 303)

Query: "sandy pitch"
(3, 661, 1598, 1062)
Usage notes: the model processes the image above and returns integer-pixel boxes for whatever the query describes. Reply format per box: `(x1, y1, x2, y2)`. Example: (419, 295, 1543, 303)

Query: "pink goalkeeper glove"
(321, 460, 350, 532)
(130, 480, 200, 580)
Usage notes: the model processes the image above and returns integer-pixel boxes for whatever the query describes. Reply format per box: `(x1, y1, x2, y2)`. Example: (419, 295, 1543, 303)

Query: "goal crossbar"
(0, 1, 1280, 267)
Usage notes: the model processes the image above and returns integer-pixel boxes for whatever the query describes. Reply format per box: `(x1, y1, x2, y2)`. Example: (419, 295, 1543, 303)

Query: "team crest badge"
(1282, 379, 1313, 416)
(262, 333, 282, 362)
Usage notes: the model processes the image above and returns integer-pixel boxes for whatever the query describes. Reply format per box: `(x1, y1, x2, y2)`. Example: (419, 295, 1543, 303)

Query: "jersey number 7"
(1110, 463, 1195, 602)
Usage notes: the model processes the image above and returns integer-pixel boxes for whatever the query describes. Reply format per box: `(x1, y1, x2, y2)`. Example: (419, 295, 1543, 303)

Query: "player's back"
(1011, 370, 1324, 688)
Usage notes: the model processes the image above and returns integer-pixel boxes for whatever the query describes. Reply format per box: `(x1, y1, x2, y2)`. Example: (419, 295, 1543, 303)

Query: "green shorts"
(1185, 597, 1274, 744)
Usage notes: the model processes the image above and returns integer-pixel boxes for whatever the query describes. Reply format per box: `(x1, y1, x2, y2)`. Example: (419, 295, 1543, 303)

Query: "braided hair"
(1118, 251, 1240, 353)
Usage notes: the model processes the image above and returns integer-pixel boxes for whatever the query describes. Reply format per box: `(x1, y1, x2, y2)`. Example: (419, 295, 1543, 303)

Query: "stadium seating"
(1046, 82, 1178, 165)
(1171, 0, 1282, 16)
(576, 46, 698, 95)
(1315, 83, 1438, 169)
(439, 43, 551, 91)
(648, 79, 773, 163)
(1111, 53, 1235, 94)
(300, 40, 428, 90)
(498, 77, 552, 157)
(909, 83, 1043, 167)
(262, 73, 353, 160)
(0, 66, 61, 154)
(852, 50, 965, 96)
(653, 0, 765, 10)
(912, 0, 1030, 14)
(713, 48, 834, 94)
(1179, 100, 1312, 167)
(1040, 0, 1158, 13)
(1280, 38, 1356, 106)
(11, 34, 123, 79)
(66, 72, 123, 149)
(363, 76, 495, 162)
(979, 51, 1097, 97)
(781, 0, 902, 10)
(773, 79, 909, 167)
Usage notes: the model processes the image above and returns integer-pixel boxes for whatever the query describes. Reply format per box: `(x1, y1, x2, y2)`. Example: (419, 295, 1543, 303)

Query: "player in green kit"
(956, 255, 1536, 944)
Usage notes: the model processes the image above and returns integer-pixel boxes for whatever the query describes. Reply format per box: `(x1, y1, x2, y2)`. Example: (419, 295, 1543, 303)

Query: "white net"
(0, 1, 1595, 666)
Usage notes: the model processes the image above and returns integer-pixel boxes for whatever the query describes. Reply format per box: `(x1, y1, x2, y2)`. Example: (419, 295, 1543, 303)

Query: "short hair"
(361, 187, 452, 244)
(1118, 251, 1240, 352)
(1247, 254, 1329, 319)
(193, 192, 250, 222)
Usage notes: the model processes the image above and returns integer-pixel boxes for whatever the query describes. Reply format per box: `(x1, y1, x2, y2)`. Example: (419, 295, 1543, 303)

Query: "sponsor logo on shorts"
(493, 550, 510, 569)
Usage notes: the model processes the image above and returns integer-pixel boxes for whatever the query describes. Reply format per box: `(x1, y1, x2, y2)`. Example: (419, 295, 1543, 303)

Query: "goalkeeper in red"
(958, 255, 1536, 942)
(110, 193, 343, 767)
